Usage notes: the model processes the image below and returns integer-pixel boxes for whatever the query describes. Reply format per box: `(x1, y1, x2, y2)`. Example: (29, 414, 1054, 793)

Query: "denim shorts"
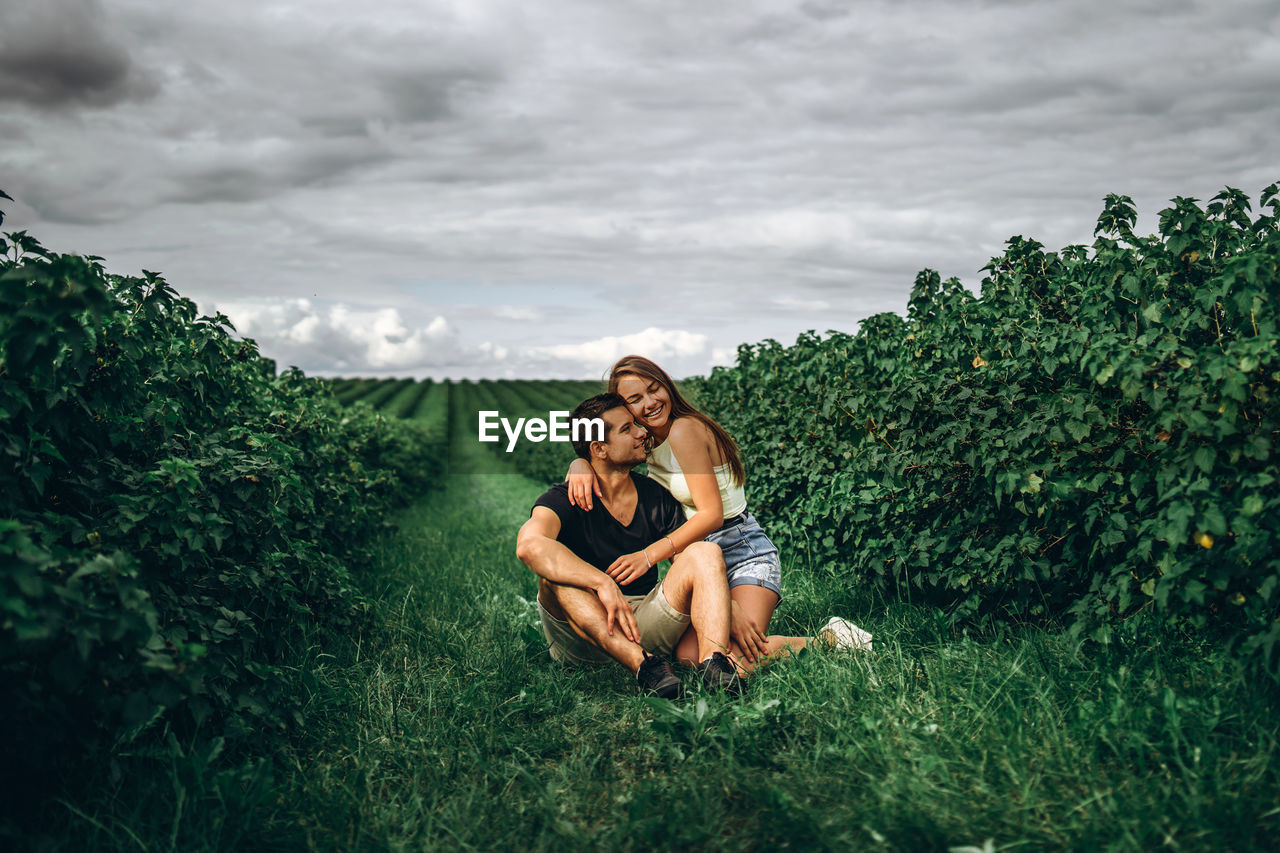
(704, 511, 782, 599)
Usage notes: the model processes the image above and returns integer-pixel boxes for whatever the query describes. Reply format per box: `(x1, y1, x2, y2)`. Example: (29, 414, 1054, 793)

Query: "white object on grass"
(821, 616, 873, 651)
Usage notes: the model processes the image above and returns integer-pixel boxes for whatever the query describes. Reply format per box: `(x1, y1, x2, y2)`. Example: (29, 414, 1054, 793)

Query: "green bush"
(698, 185, 1280, 673)
(0, 211, 444, 799)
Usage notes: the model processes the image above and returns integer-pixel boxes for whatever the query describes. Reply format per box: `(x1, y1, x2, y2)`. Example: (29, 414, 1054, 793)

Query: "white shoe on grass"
(820, 616, 873, 652)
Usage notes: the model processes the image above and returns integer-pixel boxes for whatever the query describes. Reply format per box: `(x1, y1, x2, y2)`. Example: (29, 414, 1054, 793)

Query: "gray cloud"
(377, 61, 502, 124)
(163, 137, 393, 206)
(799, 1, 851, 23)
(2, 0, 1277, 377)
(0, 0, 158, 109)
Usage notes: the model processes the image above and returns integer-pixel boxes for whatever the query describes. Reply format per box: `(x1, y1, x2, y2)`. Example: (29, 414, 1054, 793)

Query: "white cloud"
(710, 346, 738, 368)
(533, 326, 709, 365)
(477, 340, 510, 361)
(214, 298, 472, 371)
(206, 302, 726, 378)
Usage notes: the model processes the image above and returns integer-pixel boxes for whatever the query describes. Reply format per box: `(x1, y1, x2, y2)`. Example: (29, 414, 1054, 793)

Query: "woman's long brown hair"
(607, 355, 745, 486)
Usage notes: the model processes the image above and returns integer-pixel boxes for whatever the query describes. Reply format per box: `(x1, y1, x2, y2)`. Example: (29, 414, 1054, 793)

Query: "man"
(515, 393, 740, 698)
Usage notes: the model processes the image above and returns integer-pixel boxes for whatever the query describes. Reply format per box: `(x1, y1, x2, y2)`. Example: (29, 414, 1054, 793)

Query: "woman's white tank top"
(645, 436, 747, 521)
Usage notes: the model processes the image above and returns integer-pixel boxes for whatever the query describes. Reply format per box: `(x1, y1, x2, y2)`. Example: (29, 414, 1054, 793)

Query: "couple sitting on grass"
(516, 356, 871, 699)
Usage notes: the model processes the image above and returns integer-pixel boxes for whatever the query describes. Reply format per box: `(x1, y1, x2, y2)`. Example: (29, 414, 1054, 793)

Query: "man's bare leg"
(660, 541, 732, 662)
(675, 586, 807, 674)
(538, 579, 646, 672)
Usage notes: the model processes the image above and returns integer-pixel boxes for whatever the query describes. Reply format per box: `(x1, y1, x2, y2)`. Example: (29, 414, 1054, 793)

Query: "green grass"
(266, 534, 1279, 850)
(16, 391, 1280, 851)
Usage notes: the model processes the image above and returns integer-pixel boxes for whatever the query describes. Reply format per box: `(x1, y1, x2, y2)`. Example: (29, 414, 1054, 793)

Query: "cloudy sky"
(2, 0, 1277, 378)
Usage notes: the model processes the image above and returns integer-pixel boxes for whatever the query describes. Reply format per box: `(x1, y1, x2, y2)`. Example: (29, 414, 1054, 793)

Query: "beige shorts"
(538, 581, 690, 664)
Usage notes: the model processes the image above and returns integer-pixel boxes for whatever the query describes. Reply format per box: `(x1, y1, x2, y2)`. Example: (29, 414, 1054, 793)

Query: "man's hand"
(606, 550, 651, 587)
(730, 599, 767, 664)
(566, 457, 601, 510)
(594, 576, 639, 643)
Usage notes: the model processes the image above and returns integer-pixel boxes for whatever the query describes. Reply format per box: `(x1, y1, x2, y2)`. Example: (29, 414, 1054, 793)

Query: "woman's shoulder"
(667, 415, 715, 449)
(669, 414, 713, 440)
(668, 415, 725, 463)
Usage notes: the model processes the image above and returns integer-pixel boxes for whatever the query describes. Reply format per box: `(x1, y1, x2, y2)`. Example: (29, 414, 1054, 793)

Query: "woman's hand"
(566, 457, 601, 509)
(730, 600, 767, 664)
(606, 551, 652, 587)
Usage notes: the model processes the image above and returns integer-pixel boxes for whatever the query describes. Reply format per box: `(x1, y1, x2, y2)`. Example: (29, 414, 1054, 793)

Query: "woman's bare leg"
(731, 585, 806, 671)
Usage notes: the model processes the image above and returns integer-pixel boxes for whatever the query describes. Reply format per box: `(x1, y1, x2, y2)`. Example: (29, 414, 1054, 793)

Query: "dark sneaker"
(636, 653, 682, 699)
(695, 652, 742, 696)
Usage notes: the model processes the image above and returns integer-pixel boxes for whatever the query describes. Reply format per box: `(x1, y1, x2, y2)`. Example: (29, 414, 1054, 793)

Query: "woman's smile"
(640, 401, 664, 424)
(616, 374, 671, 431)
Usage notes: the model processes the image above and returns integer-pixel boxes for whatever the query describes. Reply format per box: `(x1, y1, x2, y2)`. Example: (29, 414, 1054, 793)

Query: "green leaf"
(1260, 576, 1278, 602)
(68, 554, 118, 582)
(1201, 505, 1228, 536)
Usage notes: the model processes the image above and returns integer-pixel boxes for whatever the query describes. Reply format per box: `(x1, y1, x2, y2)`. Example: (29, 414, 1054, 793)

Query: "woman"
(566, 355, 871, 674)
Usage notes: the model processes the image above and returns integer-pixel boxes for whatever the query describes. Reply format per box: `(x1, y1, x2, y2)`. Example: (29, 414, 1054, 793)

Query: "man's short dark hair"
(570, 393, 628, 459)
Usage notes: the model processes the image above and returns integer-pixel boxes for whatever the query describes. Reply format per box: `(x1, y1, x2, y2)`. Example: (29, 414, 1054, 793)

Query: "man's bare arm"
(516, 507, 639, 642)
(516, 508, 605, 589)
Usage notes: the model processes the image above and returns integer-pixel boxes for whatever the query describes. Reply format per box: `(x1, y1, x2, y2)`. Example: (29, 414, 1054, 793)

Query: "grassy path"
(241, 390, 1280, 851)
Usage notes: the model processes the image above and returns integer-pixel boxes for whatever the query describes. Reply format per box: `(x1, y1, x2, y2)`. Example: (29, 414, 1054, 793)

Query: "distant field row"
(328, 378, 605, 481)
(330, 377, 602, 412)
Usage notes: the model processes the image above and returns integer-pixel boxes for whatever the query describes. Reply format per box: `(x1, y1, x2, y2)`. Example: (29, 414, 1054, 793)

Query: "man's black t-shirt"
(532, 473, 685, 596)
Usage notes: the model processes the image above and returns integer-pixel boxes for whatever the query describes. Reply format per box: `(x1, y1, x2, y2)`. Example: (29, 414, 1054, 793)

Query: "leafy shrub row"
(698, 185, 1280, 672)
(0, 209, 444, 791)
